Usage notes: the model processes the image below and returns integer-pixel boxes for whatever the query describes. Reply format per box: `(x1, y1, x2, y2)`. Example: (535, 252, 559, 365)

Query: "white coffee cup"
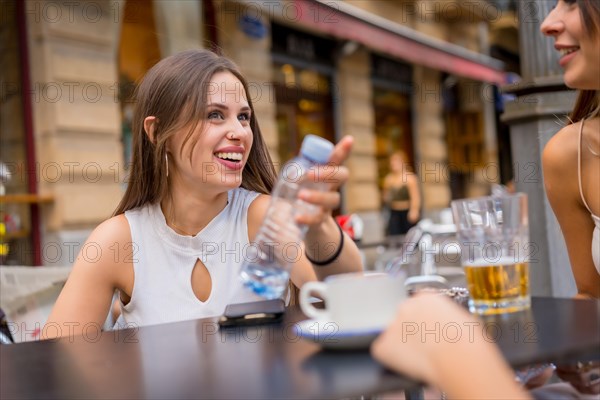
(299, 272, 406, 331)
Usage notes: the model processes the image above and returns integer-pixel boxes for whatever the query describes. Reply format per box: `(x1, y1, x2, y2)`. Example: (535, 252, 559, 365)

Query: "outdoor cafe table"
(1, 297, 599, 399)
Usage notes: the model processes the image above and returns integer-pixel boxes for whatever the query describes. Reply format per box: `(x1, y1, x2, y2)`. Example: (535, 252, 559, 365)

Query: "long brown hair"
(569, 0, 600, 122)
(114, 50, 276, 215)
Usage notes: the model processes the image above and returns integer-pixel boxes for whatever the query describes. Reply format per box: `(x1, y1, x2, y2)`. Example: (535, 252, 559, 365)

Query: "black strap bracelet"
(306, 223, 344, 266)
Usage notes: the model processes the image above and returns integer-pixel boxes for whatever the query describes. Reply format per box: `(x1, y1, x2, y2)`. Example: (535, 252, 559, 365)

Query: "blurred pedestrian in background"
(383, 151, 421, 236)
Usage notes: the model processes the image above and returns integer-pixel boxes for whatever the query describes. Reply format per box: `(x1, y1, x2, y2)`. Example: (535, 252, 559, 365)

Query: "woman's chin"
(219, 175, 244, 189)
(564, 71, 600, 91)
(563, 73, 578, 89)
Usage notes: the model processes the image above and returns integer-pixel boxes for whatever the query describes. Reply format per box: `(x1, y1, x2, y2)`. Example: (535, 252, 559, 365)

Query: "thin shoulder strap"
(577, 119, 594, 214)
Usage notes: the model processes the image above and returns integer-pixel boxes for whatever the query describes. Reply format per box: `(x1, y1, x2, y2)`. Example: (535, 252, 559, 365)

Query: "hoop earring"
(165, 153, 169, 178)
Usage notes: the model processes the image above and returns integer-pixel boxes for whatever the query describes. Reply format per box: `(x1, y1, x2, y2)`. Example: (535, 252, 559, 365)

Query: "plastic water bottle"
(240, 134, 334, 299)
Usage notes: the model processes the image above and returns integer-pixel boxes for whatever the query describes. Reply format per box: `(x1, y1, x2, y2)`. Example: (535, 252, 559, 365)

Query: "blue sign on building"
(239, 15, 267, 39)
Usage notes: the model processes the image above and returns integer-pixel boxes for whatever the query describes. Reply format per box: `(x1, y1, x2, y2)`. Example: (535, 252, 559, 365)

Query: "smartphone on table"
(218, 299, 285, 328)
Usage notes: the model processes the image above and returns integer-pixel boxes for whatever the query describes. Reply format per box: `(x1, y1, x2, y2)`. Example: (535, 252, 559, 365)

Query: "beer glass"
(451, 193, 530, 315)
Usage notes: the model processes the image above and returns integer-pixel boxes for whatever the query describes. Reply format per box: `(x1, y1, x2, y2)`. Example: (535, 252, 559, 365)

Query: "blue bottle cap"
(300, 134, 334, 164)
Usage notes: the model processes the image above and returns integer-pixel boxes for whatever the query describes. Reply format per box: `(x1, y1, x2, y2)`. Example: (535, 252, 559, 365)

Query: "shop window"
(446, 111, 485, 171)
(446, 111, 485, 199)
(371, 55, 414, 193)
(271, 23, 336, 164)
(273, 63, 335, 164)
(373, 88, 414, 191)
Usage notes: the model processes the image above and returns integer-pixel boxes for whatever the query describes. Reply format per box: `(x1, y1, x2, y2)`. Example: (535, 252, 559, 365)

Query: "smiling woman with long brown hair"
(43, 49, 361, 337)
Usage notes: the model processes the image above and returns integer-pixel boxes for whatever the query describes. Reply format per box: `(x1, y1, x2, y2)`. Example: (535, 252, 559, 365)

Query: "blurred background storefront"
(1, 0, 520, 266)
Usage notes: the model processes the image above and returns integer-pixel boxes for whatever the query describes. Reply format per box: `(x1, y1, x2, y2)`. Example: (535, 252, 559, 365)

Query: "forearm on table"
(304, 217, 362, 278)
(570, 264, 600, 298)
(575, 290, 600, 299)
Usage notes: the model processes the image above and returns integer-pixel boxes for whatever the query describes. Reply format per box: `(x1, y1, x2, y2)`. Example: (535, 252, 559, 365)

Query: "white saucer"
(293, 319, 383, 350)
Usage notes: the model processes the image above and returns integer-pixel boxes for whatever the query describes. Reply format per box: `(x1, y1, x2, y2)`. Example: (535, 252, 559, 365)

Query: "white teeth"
(560, 48, 578, 56)
(215, 152, 243, 161)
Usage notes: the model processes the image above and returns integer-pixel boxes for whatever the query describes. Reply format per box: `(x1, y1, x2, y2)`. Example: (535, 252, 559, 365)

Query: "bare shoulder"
(383, 174, 392, 187)
(407, 172, 419, 185)
(248, 193, 270, 217)
(247, 193, 270, 239)
(542, 123, 580, 170)
(542, 123, 582, 206)
(89, 214, 131, 243)
(74, 214, 133, 281)
(84, 214, 132, 258)
(43, 215, 132, 336)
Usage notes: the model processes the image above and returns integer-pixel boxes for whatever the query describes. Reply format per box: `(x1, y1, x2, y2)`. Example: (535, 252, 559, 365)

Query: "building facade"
(1, 0, 514, 266)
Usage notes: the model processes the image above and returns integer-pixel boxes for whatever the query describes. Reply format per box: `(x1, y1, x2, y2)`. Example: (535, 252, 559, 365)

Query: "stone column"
(153, 0, 202, 56)
(501, 1, 577, 297)
(337, 48, 378, 214)
(413, 66, 451, 210)
(518, 1, 561, 81)
(412, 3, 452, 211)
(25, 0, 125, 266)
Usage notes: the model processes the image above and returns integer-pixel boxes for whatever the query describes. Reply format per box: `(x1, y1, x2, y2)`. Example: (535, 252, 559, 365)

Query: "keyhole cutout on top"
(191, 259, 212, 302)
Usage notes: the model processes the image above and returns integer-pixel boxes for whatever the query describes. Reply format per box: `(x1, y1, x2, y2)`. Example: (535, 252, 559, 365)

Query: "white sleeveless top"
(578, 120, 600, 274)
(115, 188, 266, 328)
